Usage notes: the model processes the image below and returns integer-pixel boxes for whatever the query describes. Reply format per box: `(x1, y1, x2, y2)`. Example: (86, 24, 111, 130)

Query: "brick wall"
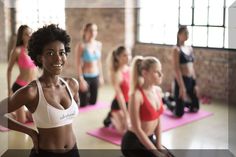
(64, 8, 125, 82)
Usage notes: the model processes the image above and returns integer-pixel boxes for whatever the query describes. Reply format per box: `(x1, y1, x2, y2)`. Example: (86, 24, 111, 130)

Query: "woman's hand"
(79, 79, 88, 92)
(99, 77, 104, 86)
(179, 86, 187, 100)
(30, 130, 39, 153)
(194, 85, 200, 98)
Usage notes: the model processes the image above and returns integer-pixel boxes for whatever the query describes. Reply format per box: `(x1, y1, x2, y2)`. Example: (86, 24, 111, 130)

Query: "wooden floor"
(0, 62, 228, 156)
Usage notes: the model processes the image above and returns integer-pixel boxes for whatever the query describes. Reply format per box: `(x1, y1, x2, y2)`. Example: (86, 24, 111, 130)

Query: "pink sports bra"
(18, 47, 36, 69)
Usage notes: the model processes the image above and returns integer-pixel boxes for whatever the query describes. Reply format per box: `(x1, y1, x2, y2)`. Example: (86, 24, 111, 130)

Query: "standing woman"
(0, 24, 80, 156)
(121, 56, 172, 157)
(7, 25, 37, 123)
(168, 26, 200, 117)
(76, 23, 104, 107)
(103, 46, 131, 134)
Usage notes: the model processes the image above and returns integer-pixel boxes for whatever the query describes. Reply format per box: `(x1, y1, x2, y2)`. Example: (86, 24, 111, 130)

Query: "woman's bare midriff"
(180, 63, 195, 77)
(82, 61, 99, 74)
(38, 124, 76, 153)
(17, 68, 37, 83)
(130, 120, 159, 136)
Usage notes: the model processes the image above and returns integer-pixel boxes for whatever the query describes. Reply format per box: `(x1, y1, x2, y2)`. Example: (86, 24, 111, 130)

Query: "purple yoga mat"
(79, 102, 110, 113)
(87, 110, 213, 146)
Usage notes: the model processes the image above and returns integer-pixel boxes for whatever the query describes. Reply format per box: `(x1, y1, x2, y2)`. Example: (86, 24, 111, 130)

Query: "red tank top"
(116, 69, 130, 102)
(139, 87, 164, 121)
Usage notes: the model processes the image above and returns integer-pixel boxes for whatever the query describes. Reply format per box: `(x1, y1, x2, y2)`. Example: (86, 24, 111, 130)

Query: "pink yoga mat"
(87, 110, 213, 146)
(79, 101, 110, 113)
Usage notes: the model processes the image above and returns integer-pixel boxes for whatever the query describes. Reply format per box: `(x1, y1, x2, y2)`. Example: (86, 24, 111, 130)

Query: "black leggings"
(111, 99, 128, 111)
(79, 76, 99, 107)
(29, 144, 80, 157)
(121, 131, 174, 157)
(173, 76, 199, 117)
(121, 131, 157, 157)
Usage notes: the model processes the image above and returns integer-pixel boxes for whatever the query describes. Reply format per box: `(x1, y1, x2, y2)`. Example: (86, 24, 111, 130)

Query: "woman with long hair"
(7, 25, 37, 123)
(76, 23, 104, 107)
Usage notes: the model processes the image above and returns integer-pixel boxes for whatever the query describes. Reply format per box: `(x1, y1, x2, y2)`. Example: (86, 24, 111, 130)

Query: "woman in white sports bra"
(0, 24, 80, 157)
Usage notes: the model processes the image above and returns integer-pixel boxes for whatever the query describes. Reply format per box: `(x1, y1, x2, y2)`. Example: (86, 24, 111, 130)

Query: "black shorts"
(111, 99, 128, 111)
(29, 144, 80, 157)
(12, 82, 23, 93)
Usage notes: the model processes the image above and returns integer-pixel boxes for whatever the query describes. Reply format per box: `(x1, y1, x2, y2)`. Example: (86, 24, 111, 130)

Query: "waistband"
(83, 73, 99, 78)
(15, 78, 29, 86)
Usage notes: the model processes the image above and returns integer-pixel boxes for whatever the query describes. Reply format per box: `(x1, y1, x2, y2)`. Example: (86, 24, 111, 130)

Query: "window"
(15, 0, 65, 32)
(137, 0, 236, 49)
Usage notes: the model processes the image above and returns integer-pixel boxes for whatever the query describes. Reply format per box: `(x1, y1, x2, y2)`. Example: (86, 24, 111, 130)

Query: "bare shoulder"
(154, 86, 162, 94)
(172, 46, 180, 53)
(63, 77, 79, 93)
(132, 89, 143, 104)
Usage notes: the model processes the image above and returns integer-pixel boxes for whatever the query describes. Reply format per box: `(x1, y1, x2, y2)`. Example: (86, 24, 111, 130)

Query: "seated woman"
(166, 26, 200, 117)
(121, 56, 173, 157)
(0, 24, 80, 157)
(103, 46, 131, 134)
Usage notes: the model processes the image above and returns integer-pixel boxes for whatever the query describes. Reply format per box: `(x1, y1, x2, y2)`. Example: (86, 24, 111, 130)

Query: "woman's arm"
(0, 84, 38, 137)
(75, 43, 88, 91)
(97, 42, 104, 85)
(111, 73, 128, 119)
(172, 47, 186, 99)
(155, 119, 162, 149)
(7, 48, 20, 96)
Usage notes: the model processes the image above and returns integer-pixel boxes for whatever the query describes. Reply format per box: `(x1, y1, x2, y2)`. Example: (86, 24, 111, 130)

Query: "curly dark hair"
(28, 24, 71, 68)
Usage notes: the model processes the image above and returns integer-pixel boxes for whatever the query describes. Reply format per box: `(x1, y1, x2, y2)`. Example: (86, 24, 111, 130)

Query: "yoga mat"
(79, 101, 110, 113)
(87, 110, 213, 146)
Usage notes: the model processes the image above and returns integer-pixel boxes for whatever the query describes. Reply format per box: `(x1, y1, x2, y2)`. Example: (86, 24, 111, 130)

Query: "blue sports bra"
(82, 43, 101, 62)
(179, 47, 194, 64)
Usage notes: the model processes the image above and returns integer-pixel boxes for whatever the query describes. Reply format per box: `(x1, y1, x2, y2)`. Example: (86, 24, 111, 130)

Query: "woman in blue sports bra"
(166, 26, 200, 117)
(0, 24, 80, 157)
(76, 23, 104, 107)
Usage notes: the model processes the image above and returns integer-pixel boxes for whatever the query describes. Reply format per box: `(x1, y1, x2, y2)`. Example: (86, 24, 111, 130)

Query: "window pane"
(180, 0, 193, 7)
(224, 28, 228, 48)
(186, 26, 193, 46)
(138, 25, 153, 43)
(226, 0, 235, 7)
(194, 0, 208, 7)
(194, 8, 208, 25)
(151, 25, 165, 44)
(180, 8, 192, 25)
(209, 7, 224, 26)
(228, 6, 236, 28)
(209, 0, 224, 7)
(192, 26, 208, 47)
(208, 27, 224, 48)
(164, 26, 178, 45)
(139, 8, 157, 25)
(228, 28, 236, 49)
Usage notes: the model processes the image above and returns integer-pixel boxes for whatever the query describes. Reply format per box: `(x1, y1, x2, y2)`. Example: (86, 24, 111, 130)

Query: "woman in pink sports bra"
(1, 24, 80, 156)
(121, 56, 174, 157)
(7, 25, 37, 123)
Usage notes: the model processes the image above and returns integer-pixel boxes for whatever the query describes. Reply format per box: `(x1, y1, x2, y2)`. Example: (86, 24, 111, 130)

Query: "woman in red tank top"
(121, 56, 174, 157)
(103, 46, 131, 134)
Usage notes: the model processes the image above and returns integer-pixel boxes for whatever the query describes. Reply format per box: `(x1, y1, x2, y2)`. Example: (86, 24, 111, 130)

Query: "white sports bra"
(32, 78, 79, 128)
